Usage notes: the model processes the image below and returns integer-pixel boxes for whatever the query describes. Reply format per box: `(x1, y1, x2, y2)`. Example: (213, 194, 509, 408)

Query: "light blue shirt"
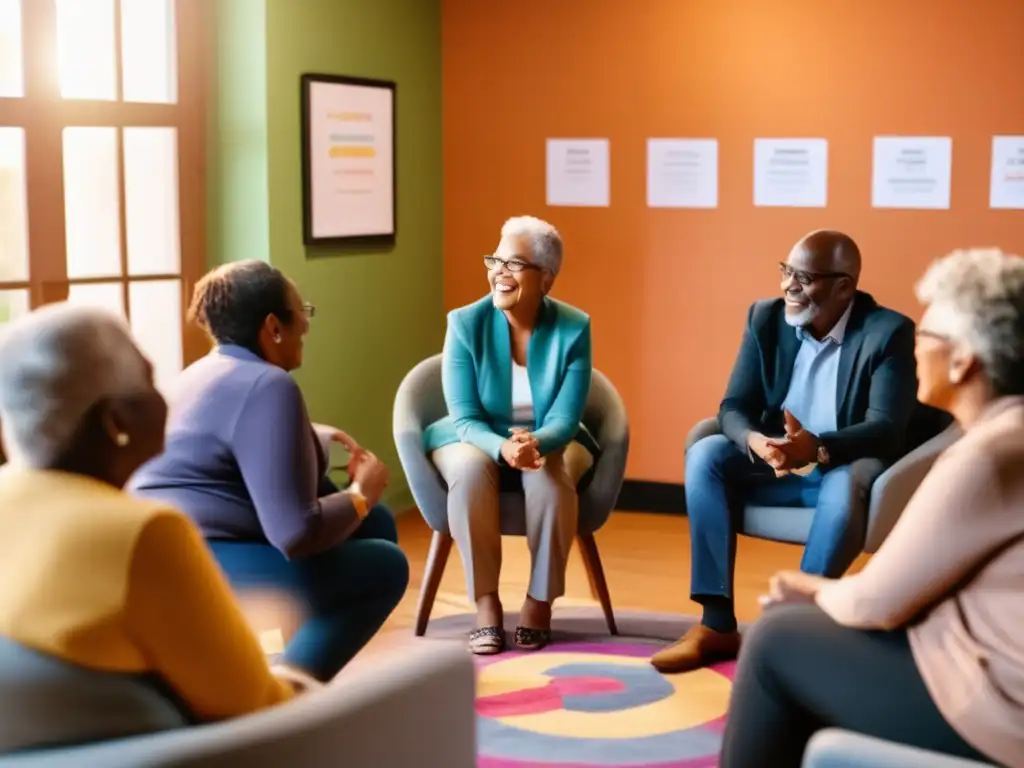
(781, 303, 853, 437)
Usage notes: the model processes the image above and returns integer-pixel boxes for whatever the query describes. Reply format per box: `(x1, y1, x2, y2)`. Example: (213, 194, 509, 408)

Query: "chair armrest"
(802, 729, 994, 768)
(579, 371, 630, 534)
(0, 644, 478, 768)
(685, 417, 721, 453)
(393, 427, 449, 533)
(864, 424, 962, 552)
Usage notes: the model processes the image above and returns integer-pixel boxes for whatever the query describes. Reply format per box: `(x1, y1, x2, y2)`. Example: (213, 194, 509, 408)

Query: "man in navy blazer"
(653, 230, 919, 674)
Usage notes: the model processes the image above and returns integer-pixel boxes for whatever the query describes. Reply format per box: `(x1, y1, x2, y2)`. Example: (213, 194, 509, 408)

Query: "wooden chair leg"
(576, 532, 618, 635)
(414, 531, 453, 636)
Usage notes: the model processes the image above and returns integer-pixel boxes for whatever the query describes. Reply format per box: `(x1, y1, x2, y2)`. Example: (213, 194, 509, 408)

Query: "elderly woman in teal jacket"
(424, 216, 598, 655)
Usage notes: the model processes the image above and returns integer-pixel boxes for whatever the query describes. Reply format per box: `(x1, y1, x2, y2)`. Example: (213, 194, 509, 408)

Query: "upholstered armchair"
(0, 644, 475, 768)
(393, 354, 629, 636)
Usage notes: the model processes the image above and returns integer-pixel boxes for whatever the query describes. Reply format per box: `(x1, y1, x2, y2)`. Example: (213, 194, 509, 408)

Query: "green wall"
(208, 0, 444, 511)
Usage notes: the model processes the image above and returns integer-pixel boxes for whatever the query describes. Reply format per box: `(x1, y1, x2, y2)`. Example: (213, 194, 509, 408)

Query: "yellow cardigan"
(0, 467, 294, 721)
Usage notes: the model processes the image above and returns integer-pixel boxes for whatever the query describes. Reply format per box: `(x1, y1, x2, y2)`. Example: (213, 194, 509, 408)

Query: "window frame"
(0, 0, 208, 364)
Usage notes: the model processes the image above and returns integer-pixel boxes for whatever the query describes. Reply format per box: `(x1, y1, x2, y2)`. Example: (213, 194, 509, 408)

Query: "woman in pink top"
(719, 248, 1024, 768)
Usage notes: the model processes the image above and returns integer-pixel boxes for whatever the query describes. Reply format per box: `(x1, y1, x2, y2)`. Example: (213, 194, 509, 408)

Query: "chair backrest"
(393, 353, 625, 440)
(906, 401, 954, 452)
(0, 637, 188, 754)
(393, 355, 447, 430)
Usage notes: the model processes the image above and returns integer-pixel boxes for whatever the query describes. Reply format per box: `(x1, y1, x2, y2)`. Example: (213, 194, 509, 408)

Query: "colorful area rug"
(428, 609, 735, 768)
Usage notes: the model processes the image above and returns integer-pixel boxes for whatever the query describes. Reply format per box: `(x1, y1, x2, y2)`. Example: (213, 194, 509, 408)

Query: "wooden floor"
(247, 509, 870, 664)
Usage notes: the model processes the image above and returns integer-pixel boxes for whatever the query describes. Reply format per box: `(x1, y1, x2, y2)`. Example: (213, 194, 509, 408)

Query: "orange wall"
(442, 0, 1024, 483)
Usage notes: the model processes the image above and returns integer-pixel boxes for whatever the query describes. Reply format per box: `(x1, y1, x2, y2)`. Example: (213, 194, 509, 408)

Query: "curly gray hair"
(501, 216, 564, 276)
(0, 302, 152, 467)
(915, 248, 1024, 396)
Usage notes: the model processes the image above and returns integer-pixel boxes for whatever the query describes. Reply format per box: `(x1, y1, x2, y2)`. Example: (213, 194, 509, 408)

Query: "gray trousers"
(431, 441, 594, 603)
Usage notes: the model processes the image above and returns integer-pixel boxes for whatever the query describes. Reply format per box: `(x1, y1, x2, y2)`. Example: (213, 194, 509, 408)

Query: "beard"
(784, 303, 820, 328)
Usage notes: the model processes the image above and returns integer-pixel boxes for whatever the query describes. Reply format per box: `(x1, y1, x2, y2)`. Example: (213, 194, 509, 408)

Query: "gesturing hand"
(351, 451, 389, 507)
(765, 410, 819, 471)
(758, 570, 831, 612)
(326, 428, 368, 477)
(747, 431, 788, 470)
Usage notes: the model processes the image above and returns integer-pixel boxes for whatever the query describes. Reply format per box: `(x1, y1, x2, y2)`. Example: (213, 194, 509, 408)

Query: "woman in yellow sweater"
(0, 303, 309, 753)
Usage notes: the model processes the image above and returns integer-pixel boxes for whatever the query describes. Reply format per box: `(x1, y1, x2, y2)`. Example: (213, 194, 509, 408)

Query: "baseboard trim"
(615, 480, 686, 515)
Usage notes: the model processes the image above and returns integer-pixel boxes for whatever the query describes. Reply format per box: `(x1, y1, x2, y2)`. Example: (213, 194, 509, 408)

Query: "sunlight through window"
(0, 0, 23, 98)
(67, 282, 126, 317)
(56, 0, 117, 100)
(0, 128, 29, 282)
(62, 127, 122, 277)
(124, 127, 181, 273)
(121, 0, 177, 103)
(129, 279, 183, 391)
(0, 289, 30, 329)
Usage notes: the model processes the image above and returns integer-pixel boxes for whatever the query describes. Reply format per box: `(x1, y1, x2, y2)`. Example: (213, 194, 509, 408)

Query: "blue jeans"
(208, 505, 409, 681)
(686, 434, 884, 602)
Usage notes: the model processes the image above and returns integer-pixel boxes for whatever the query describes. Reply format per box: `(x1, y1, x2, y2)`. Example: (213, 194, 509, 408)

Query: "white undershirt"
(511, 362, 534, 425)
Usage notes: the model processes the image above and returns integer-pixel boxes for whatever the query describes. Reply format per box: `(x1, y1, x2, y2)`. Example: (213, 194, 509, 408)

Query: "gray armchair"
(0, 643, 476, 768)
(802, 729, 995, 767)
(684, 416, 961, 552)
(393, 354, 629, 636)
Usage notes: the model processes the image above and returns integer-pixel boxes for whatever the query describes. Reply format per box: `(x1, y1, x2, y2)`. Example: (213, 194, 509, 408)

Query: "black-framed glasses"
(779, 262, 850, 286)
(302, 302, 316, 318)
(484, 255, 541, 273)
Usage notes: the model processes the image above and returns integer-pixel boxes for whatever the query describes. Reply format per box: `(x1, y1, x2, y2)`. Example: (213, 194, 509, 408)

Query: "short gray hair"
(0, 303, 152, 467)
(501, 216, 564, 276)
(915, 248, 1024, 396)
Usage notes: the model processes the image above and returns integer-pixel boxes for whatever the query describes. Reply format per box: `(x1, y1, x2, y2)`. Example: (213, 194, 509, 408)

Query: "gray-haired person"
(0, 303, 307, 753)
(423, 216, 599, 654)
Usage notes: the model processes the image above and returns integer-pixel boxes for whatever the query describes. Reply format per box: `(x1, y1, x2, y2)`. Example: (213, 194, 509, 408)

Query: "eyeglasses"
(484, 255, 542, 273)
(915, 329, 951, 343)
(302, 302, 316, 318)
(779, 262, 850, 286)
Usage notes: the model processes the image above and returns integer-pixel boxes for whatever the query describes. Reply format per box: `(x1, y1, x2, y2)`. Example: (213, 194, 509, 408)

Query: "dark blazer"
(718, 291, 919, 466)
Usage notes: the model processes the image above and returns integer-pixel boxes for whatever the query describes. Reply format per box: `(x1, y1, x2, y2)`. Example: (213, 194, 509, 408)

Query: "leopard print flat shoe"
(469, 626, 505, 655)
(513, 626, 551, 651)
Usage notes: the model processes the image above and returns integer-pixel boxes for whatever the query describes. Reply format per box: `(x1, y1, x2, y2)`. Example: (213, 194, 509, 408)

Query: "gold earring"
(116, 433, 130, 447)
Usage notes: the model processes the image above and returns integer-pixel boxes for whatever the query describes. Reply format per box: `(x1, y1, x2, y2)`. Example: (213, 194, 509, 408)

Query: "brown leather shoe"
(650, 624, 741, 674)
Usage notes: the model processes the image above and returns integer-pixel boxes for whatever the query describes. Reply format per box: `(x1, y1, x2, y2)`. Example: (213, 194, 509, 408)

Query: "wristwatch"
(816, 441, 830, 465)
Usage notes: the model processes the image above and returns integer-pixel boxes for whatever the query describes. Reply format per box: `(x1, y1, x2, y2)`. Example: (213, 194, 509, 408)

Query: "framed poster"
(300, 73, 396, 245)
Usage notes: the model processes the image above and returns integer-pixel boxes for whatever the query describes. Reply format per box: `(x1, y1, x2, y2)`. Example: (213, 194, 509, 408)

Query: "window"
(0, 0, 205, 389)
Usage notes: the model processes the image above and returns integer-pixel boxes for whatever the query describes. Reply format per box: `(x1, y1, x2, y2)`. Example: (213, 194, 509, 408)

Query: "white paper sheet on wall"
(753, 138, 828, 208)
(990, 136, 1024, 210)
(545, 138, 610, 207)
(646, 138, 718, 208)
(871, 136, 952, 210)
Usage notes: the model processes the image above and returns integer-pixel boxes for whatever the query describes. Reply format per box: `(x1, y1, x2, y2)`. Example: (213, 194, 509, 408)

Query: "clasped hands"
(501, 428, 543, 470)
(326, 428, 389, 506)
(747, 409, 818, 476)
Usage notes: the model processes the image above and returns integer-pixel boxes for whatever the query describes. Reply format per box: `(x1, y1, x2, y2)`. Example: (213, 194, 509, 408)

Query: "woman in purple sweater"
(130, 260, 408, 681)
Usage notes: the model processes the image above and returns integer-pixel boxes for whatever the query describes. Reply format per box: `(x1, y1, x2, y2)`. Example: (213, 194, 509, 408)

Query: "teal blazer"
(423, 295, 599, 461)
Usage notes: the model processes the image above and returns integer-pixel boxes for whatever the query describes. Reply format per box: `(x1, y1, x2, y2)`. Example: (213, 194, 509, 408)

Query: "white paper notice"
(646, 139, 718, 208)
(990, 136, 1024, 209)
(871, 136, 952, 210)
(546, 139, 610, 207)
(753, 139, 828, 208)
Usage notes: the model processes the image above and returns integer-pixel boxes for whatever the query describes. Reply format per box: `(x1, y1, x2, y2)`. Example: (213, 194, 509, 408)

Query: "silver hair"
(501, 216, 564, 276)
(915, 248, 1024, 396)
(0, 302, 152, 468)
